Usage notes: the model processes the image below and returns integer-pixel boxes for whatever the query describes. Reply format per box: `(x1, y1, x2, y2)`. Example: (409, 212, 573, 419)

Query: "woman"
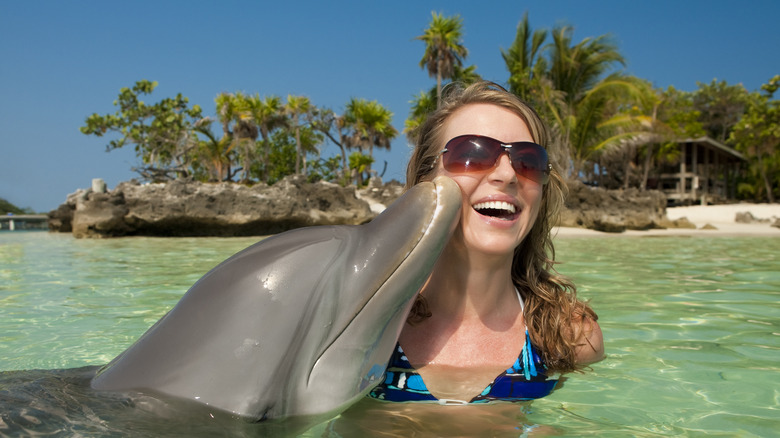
(369, 81, 603, 404)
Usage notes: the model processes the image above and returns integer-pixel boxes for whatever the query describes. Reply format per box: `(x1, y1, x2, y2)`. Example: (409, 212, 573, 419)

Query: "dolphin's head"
(91, 176, 462, 421)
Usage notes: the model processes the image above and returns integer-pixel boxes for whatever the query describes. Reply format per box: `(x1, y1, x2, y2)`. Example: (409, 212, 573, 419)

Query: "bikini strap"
(514, 287, 525, 311)
(514, 287, 539, 379)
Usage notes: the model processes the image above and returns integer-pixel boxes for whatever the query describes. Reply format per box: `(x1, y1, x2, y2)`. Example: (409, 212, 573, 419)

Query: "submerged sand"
(555, 203, 780, 237)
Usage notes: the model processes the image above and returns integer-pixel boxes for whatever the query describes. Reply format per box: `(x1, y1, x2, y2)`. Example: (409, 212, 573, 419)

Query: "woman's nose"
(489, 153, 518, 183)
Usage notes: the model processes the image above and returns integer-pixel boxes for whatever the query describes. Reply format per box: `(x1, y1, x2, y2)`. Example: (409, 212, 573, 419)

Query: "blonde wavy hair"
(405, 81, 597, 373)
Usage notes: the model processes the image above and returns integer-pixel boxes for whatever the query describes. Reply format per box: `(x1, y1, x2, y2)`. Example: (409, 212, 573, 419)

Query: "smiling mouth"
(472, 201, 520, 220)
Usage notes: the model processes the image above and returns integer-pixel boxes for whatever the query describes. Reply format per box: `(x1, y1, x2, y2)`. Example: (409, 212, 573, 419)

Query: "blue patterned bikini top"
(368, 290, 559, 404)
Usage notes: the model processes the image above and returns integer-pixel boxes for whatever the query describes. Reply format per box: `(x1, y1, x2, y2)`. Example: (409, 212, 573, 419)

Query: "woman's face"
(434, 103, 544, 258)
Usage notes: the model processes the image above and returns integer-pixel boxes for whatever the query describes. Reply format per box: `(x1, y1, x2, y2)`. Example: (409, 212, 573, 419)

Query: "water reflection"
(328, 398, 552, 437)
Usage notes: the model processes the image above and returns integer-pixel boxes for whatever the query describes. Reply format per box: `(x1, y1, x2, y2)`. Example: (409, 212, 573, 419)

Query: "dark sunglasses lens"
(509, 143, 548, 183)
(442, 136, 501, 172)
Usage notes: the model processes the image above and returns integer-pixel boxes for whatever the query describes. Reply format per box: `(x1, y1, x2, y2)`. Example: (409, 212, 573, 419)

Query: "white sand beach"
(555, 203, 780, 237)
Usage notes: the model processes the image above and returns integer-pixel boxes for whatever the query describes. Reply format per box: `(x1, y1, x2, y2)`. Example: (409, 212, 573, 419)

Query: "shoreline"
(554, 203, 780, 238)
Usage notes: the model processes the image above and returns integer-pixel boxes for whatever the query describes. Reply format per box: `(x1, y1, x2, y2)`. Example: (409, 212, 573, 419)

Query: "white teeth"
(472, 201, 516, 213)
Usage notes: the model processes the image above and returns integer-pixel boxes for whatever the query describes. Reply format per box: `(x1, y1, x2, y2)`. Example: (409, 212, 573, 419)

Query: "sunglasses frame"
(435, 134, 552, 184)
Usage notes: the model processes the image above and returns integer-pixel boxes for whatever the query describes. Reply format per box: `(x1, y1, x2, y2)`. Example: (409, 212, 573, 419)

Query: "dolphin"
(91, 175, 462, 422)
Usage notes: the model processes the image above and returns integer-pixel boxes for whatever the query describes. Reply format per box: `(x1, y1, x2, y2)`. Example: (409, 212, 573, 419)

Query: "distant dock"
(0, 215, 48, 231)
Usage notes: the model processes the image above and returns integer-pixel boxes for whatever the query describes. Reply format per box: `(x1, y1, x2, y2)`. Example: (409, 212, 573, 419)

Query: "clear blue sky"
(1, 0, 778, 212)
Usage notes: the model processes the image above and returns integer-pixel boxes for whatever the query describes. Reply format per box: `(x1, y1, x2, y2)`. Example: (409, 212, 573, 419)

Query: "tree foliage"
(693, 79, 749, 143)
(80, 80, 203, 181)
(729, 76, 780, 202)
(284, 95, 314, 176)
(83, 81, 398, 187)
(312, 98, 397, 186)
(0, 198, 35, 215)
(249, 95, 286, 183)
(349, 152, 375, 187)
(405, 64, 482, 140)
(656, 87, 706, 139)
(191, 117, 236, 182)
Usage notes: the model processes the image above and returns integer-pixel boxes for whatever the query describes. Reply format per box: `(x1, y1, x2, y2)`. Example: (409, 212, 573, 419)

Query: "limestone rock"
(657, 217, 697, 229)
(52, 176, 376, 238)
(558, 180, 667, 233)
(72, 191, 131, 238)
(735, 211, 757, 223)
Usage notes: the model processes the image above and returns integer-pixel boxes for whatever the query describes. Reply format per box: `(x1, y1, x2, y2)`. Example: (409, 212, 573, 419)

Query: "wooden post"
(703, 146, 710, 204)
(692, 143, 698, 202)
(714, 150, 721, 198)
(679, 142, 687, 201)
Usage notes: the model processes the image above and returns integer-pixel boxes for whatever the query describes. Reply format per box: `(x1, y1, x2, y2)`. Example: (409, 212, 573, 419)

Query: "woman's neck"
(421, 241, 518, 322)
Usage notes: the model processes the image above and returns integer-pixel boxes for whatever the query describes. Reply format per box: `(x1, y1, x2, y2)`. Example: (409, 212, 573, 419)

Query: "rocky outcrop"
(558, 180, 668, 232)
(356, 178, 404, 214)
(735, 211, 774, 224)
(50, 176, 375, 238)
(50, 177, 677, 238)
(47, 202, 76, 233)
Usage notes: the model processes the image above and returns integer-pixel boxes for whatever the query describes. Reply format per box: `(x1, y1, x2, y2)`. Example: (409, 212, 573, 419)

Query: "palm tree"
(310, 108, 353, 184)
(544, 74, 651, 181)
(405, 64, 481, 140)
(546, 26, 625, 106)
(214, 92, 259, 182)
(521, 24, 643, 180)
(233, 99, 259, 183)
(343, 98, 398, 180)
(405, 89, 437, 141)
(211, 92, 241, 181)
(192, 117, 233, 182)
(416, 11, 468, 107)
(348, 152, 375, 187)
(214, 92, 237, 140)
(501, 11, 547, 102)
(284, 95, 313, 175)
(247, 94, 285, 183)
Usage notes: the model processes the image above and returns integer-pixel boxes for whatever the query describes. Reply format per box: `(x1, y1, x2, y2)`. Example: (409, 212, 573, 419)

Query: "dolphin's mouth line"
(306, 185, 442, 386)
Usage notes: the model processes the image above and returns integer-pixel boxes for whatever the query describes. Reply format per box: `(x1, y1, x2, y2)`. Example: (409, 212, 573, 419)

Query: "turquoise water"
(1, 232, 778, 436)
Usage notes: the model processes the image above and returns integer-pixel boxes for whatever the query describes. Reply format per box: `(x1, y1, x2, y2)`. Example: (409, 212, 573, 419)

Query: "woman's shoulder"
(573, 315, 604, 365)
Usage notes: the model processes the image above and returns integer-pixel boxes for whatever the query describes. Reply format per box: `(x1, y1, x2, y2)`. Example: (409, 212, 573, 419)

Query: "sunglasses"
(436, 134, 551, 184)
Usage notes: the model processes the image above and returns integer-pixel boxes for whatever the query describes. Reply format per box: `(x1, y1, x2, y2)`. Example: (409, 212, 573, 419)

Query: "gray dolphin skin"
(91, 176, 462, 421)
